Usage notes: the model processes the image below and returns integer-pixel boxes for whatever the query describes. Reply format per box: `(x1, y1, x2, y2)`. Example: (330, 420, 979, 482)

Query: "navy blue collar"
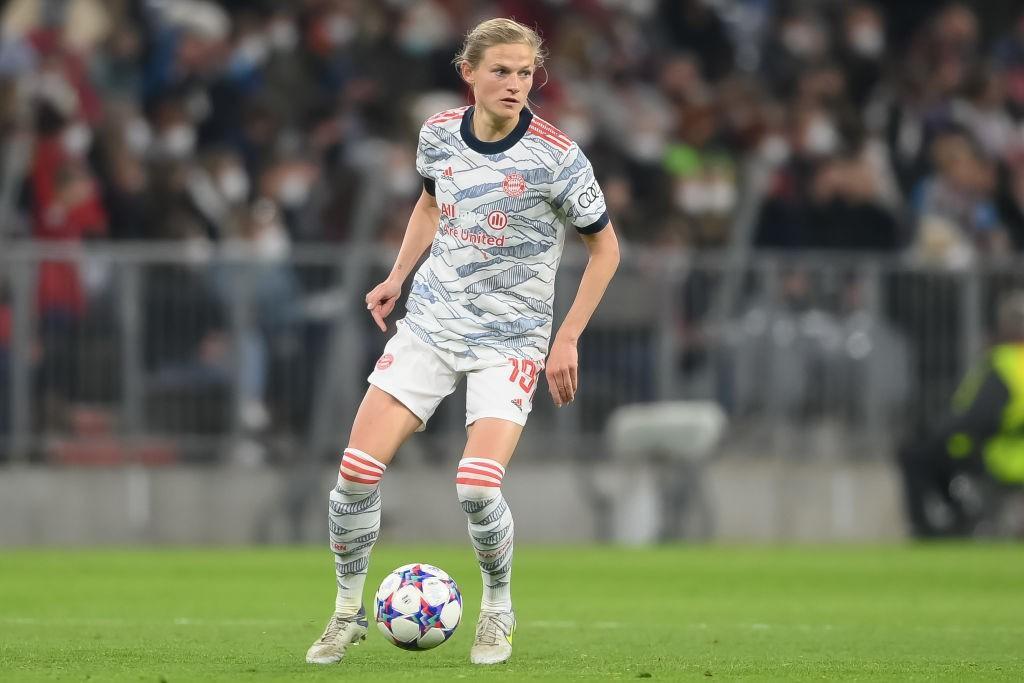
(460, 105, 533, 154)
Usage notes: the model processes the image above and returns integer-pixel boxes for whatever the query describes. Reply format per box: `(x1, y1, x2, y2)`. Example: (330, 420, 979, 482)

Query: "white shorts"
(367, 324, 542, 430)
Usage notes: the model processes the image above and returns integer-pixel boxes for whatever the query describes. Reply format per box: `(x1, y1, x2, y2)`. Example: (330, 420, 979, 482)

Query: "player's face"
(464, 43, 536, 122)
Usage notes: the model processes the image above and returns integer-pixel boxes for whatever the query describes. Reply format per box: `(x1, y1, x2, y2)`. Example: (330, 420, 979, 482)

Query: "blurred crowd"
(4, 0, 1024, 457)
(1, 0, 1024, 255)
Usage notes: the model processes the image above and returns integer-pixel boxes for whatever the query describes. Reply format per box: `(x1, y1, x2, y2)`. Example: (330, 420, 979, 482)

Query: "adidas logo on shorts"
(511, 398, 523, 410)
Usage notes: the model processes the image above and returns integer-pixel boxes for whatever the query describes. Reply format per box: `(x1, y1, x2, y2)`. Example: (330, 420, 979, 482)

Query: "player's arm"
(387, 188, 439, 286)
(366, 189, 440, 331)
(546, 222, 620, 407)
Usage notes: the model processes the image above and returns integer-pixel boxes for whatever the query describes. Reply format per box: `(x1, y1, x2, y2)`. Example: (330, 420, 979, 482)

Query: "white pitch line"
(4, 617, 1022, 635)
(529, 620, 578, 628)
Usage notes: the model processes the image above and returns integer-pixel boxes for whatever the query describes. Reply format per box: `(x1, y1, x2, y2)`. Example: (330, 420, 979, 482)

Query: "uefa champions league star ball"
(375, 563, 462, 650)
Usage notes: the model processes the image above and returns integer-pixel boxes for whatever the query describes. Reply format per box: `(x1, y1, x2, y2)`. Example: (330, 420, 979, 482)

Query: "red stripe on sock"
(340, 471, 380, 485)
(344, 451, 385, 473)
(341, 461, 384, 478)
(457, 466, 503, 481)
(460, 460, 504, 474)
(456, 477, 502, 487)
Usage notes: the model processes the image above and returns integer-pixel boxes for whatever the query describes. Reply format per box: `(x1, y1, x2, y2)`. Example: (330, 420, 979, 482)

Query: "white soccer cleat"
(305, 607, 368, 664)
(470, 610, 516, 665)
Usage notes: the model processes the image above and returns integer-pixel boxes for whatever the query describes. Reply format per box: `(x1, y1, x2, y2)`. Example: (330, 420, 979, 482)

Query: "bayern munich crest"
(502, 172, 526, 197)
(376, 353, 394, 370)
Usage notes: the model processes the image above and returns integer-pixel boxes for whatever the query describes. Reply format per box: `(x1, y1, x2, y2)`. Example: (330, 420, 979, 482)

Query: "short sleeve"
(415, 124, 435, 196)
(550, 144, 608, 234)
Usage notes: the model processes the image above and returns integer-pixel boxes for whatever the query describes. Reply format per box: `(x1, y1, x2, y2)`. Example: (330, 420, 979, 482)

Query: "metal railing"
(2, 241, 1021, 465)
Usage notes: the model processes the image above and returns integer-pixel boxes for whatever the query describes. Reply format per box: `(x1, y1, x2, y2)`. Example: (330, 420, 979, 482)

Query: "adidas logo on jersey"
(444, 166, 453, 177)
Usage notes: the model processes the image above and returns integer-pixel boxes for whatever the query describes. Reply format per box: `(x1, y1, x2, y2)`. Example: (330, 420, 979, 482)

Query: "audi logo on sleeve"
(577, 183, 601, 209)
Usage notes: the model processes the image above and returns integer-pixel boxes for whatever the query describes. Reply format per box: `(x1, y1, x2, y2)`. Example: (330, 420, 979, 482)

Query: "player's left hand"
(365, 278, 402, 332)
(545, 337, 578, 407)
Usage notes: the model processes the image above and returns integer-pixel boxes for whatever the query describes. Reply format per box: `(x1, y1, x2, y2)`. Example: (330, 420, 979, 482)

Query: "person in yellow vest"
(898, 290, 1024, 537)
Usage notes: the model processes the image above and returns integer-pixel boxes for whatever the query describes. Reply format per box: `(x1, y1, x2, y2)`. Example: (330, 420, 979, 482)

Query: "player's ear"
(459, 60, 474, 86)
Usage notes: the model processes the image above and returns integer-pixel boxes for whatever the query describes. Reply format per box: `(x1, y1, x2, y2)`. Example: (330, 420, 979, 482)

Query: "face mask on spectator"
(708, 178, 737, 213)
(62, 122, 92, 156)
(761, 134, 791, 164)
(186, 91, 211, 122)
(277, 173, 311, 207)
(160, 124, 197, 158)
(269, 20, 299, 51)
(677, 180, 709, 214)
(218, 167, 249, 203)
(233, 34, 270, 70)
(125, 117, 152, 154)
(327, 14, 356, 48)
(849, 24, 884, 58)
(804, 116, 839, 156)
(782, 21, 824, 57)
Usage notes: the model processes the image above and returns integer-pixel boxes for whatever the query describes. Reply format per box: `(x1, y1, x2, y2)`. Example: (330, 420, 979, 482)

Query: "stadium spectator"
(898, 290, 1024, 537)
(143, 259, 231, 445)
(1, 0, 1021, 257)
(4, 0, 1024, 463)
(209, 197, 301, 437)
(910, 130, 1009, 264)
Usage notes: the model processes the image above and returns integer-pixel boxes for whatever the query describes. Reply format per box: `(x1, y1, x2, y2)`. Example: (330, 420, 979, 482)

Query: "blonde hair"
(453, 18, 547, 71)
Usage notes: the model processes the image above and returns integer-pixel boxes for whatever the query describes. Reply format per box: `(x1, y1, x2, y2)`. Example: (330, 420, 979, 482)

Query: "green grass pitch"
(2, 544, 1023, 681)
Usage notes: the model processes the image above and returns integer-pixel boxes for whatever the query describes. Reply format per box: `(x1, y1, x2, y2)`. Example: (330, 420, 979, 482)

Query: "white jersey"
(401, 105, 609, 363)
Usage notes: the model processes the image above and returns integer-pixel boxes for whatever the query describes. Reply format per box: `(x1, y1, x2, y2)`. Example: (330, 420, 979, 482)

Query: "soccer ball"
(375, 563, 462, 650)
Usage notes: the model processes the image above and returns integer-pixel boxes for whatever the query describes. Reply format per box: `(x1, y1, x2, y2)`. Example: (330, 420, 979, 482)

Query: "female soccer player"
(306, 17, 619, 666)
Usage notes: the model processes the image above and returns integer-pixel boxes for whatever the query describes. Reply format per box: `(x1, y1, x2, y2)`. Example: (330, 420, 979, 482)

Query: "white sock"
(329, 448, 385, 616)
(456, 457, 513, 612)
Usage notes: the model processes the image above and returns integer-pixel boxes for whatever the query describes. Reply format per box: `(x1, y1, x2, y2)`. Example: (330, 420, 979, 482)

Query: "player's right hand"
(545, 337, 578, 407)
(365, 279, 401, 332)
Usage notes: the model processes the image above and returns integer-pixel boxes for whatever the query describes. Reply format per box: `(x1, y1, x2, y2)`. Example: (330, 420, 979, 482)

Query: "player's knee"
(455, 457, 505, 501)
(334, 447, 387, 494)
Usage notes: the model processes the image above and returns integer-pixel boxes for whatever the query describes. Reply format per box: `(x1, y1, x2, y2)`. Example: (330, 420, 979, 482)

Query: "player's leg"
(459, 418, 522, 665)
(460, 359, 537, 665)
(307, 387, 421, 664)
(898, 440, 943, 537)
(331, 387, 421, 612)
(308, 327, 458, 664)
(897, 437, 978, 538)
